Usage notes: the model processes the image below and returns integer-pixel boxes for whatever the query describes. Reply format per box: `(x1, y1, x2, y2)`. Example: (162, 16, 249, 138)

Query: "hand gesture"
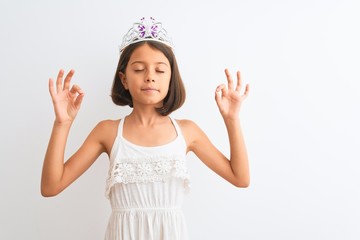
(215, 69, 249, 120)
(49, 69, 84, 124)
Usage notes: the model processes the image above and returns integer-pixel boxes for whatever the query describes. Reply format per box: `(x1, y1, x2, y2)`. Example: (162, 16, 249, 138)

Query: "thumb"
(215, 84, 225, 106)
(74, 92, 85, 109)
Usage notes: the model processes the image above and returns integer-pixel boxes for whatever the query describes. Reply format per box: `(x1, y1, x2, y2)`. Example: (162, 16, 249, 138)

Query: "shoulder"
(92, 119, 121, 155)
(95, 119, 120, 131)
(90, 119, 121, 141)
(175, 119, 199, 131)
(174, 119, 206, 149)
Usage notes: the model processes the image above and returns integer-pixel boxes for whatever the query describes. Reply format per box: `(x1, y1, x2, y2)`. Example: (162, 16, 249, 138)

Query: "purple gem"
(138, 25, 145, 31)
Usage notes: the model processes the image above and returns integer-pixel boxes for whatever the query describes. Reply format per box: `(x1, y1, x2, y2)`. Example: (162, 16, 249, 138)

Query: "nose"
(145, 70, 155, 83)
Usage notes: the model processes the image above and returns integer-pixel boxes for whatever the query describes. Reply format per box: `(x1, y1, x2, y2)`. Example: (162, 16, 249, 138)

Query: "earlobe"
(119, 72, 128, 90)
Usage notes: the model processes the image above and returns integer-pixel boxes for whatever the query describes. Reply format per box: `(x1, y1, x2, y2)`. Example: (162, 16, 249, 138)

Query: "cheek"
(161, 76, 171, 94)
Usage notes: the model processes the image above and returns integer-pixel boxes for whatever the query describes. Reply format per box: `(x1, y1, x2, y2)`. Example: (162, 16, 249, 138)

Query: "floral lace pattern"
(106, 155, 190, 198)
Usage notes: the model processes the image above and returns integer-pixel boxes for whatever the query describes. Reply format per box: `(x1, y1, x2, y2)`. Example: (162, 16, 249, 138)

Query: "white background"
(1, 0, 359, 239)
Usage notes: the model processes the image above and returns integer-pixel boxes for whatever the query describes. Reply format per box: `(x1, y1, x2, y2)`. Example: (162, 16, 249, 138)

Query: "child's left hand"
(215, 69, 249, 120)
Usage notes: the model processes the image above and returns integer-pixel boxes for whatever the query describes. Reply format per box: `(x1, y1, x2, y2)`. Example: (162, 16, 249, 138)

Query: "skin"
(41, 43, 250, 197)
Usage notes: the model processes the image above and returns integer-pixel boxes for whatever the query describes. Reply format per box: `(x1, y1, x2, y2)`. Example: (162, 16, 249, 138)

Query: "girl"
(41, 17, 250, 240)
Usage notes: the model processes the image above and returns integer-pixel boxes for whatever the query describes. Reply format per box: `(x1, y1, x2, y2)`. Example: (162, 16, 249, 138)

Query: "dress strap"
(169, 117, 183, 138)
(117, 116, 125, 138)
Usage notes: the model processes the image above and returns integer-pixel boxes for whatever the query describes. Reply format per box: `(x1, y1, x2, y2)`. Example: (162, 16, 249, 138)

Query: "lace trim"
(105, 155, 191, 198)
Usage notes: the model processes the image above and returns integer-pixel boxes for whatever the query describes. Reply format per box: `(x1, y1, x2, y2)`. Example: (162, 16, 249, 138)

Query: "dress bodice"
(104, 116, 190, 240)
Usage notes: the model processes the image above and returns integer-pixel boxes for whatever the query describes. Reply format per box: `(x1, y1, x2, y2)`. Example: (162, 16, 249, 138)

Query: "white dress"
(104, 117, 191, 240)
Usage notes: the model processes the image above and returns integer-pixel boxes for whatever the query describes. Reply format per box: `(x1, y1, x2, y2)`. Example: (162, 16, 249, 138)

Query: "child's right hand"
(49, 69, 84, 124)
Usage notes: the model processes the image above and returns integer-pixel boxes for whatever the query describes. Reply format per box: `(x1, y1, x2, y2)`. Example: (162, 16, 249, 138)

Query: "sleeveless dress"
(104, 116, 191, 240)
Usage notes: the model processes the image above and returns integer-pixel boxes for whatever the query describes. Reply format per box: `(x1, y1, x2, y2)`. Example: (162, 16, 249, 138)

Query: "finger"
(70, 84, 84, 96)
(56, 69, 64, 93)
(49, 78, 55, 98)
(70, 84, 84, 109)
(235, 71, 242, 92)
(225, 68, 234, 90)
(216, 83, 227, 95)
(243, 83, 250, 97)
(74, 92, 85, 109)
(215, 83, 226, 105)
(63, 69, 75, 91)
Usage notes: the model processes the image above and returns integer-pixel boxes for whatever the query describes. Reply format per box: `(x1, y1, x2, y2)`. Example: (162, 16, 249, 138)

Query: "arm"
(183, 69, 250, 187)
(41, 69, 105, 197)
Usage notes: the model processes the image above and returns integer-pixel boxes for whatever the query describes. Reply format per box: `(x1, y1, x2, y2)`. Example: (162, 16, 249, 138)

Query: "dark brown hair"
(111, 41, 186, 116)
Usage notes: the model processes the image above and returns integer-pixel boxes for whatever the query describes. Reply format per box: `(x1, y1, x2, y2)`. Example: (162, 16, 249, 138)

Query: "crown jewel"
(119, 17, 173, 53)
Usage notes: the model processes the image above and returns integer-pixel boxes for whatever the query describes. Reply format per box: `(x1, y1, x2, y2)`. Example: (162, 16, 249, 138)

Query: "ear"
(119, 72, 128, 90)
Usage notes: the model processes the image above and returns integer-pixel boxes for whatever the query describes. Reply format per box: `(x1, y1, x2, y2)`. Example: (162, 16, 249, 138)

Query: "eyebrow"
(130, 61, 169, 67)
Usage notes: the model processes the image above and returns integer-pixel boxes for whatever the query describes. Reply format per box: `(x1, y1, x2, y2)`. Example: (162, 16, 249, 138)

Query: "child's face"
(120, 43, 171, 108)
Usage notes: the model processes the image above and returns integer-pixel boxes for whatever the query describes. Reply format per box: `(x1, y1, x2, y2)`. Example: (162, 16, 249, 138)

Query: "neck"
(127, 107, 167, 126)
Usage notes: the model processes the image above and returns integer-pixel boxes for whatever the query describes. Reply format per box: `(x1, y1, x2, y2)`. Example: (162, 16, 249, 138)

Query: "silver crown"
(119, 17, 173, 53)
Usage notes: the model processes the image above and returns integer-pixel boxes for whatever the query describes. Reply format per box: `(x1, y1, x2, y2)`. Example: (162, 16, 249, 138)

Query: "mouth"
(141, 87, 159, 92)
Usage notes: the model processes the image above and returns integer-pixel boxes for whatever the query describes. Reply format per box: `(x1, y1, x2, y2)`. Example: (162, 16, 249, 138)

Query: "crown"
(119, 17, 174, 53)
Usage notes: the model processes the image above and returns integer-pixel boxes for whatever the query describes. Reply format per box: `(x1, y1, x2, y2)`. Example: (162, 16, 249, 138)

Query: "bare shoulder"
(93, 119, 121, 138)
(95, 119, 120, 132)
(175, 119, 200, 132)
(92, 119, 121, 155)
(175, 119, 204, 151)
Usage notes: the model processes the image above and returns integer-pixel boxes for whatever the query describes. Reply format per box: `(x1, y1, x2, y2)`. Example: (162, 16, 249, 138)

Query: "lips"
(141, 87, 159, 92)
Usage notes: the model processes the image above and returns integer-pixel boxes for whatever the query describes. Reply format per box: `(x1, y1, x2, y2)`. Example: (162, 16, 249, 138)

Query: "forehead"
(129, 44, 170, 65)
